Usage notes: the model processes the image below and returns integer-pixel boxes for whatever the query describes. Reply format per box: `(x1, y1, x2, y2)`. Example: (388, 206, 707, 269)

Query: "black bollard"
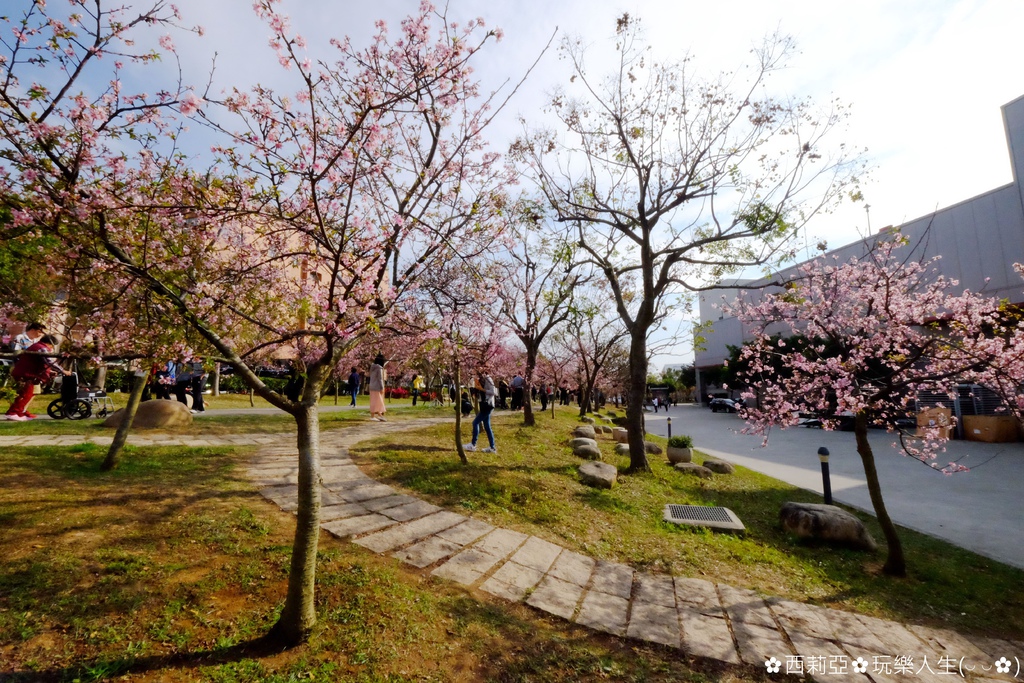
(818, 447, 832, 505)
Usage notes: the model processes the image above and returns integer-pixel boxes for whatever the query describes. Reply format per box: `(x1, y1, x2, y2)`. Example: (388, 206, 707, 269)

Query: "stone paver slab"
(548, 550, 595, 587)
(319, 503, 370, 522)
(910, 626, 1013, 680)
(322, 514, 396, 538)
(634, 572, 676, 608)
(508, 536, 563, 574)
(679, 607, 739, 664)
(717, 584, 776, 629)
(436, 519, 494, 546)
(589, 561, 633, 599)
(337, 483, 397, 502)
(769, 599, 837, 642)
(380, 500, 441, 522)
(626, 601, 680, 648)
(393, 536, 462, 568)
(789, 632, 872, 683)
(732, 620, 793, 666)
(674, 577, 722, 614)
(354, 511, 466, 553)
(432, 547, 506, 586)
(319, 466, 368, 483)
(362, 494, 420, 512)
(471, 528, 529, 559)
(526, 576, 584, 620)
(481, 562, 545, 602)
(576, 590, 629, 637)
(827, 610, 888, 653)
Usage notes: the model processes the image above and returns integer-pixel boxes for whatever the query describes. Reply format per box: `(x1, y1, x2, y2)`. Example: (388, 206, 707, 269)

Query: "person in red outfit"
(5, 334, 70, 420)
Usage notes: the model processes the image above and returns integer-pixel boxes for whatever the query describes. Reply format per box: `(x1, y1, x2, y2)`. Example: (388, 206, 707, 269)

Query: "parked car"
(709, 398, 738, 413)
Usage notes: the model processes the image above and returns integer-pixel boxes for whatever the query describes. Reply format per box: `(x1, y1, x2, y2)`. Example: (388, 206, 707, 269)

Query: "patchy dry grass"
(354, 406, 1024, 640)
(0, 439, 762, 682)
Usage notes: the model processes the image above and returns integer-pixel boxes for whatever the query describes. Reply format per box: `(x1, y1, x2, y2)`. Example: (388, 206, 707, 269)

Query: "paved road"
(644, 404, 1024, 570)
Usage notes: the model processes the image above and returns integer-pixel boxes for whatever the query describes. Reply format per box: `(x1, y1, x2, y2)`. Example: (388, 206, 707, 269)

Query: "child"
(6, 334, 71, 420)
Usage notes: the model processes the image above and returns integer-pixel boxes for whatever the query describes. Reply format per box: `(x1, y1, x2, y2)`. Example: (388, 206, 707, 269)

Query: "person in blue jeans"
(464, 368, 497, 453)
(347, 366, 360, 406)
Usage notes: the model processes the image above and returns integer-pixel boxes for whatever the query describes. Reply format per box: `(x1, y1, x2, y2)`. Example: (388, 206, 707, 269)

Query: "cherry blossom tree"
(513, 16, 860, 472)
(728, 237, 1013, 577)
(0, 0, 518, 645)
(493, 200, 585, 426)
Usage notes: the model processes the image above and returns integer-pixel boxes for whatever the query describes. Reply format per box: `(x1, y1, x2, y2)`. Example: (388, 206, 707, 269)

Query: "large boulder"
(644, 441, 663, 455)
(674, 462, 713, 479)
(613, 428, 629, 443)
(573, 444, 603, 460)
(779, 502, 878, 551)
(702, 459, 735, 474)
(614, 443, 630, 456)
(579, 461, 617, 489)
(570, 437, 599, 450)
(103, 399, 193, 430)
(573, 425, 597, 439)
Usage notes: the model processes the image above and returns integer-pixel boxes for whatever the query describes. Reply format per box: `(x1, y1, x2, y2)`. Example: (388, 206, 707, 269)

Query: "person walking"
(539, 382, 549, 411)
(368, 354, 387, 421)
(6, 334, 71, 420)
(347, 366, 360, 406)
(411, 373, 425, 406)
(464, 367, 497, 453)
(510, 373, 524, 410)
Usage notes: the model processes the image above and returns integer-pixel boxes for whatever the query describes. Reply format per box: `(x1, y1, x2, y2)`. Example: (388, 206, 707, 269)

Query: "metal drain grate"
(663, 504, 745, 532)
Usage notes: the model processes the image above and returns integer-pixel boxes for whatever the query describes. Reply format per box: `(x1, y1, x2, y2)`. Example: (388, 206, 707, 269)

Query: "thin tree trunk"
(268, 404, 322, 645)
(454, 363, 468, 464)
(522, 344, 538, 427)
(95, 364, 108, 392)
(212, 363, 220, 396)
(249, 386, 255, 407)
(854, 412, 906, 576)
(102, 369, 148, 471)
(334, 378, 339, 405)
(625, 329, 650, 472)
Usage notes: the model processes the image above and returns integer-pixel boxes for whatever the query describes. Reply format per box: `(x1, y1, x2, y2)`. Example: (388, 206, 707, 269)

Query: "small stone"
(702, 459, 734, 474)
(573, 444, 603, 460)
(569, 437, 599, 449)
(600, 425, 613, 434)
(579, 461, 617, 488)
(779, 502, 878, 551)
(614, 443, 630, 456)
(581, 416, 595, 424)
(644, 441, 662, 455)
(573, 425, 597, 439)
(675, 462, 713, 479)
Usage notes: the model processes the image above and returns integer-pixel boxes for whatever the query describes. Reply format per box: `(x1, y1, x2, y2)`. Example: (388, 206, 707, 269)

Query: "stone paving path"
(4, 422, 1023, 681)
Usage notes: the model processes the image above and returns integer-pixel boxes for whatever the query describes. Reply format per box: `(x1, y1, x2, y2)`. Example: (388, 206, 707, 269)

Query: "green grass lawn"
(354, 407, 1024, 640)
(0, 439, 733, 682)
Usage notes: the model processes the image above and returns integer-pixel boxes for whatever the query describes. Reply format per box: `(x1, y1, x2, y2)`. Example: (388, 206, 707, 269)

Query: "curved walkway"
(3, 421, 1021, 680)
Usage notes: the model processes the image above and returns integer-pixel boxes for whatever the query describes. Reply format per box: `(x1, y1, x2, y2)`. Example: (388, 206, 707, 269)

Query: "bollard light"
(817, 447, 832, 505)
(667, 416, 672, 440)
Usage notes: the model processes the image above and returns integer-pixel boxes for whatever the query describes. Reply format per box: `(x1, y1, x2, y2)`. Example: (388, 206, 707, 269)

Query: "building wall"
(696, 94, 1024, 372)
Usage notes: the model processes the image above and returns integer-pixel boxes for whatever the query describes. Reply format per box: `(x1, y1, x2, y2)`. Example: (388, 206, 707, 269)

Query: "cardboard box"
(962, 415, 1019, 443)
(916, 407, 953, 439)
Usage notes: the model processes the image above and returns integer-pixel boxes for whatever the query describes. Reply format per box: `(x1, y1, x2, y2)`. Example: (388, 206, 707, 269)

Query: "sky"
(145, 0, 1024, 368)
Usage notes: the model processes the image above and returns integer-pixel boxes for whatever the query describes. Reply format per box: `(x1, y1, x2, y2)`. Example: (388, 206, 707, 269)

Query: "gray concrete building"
(695, 93, 1024, 398)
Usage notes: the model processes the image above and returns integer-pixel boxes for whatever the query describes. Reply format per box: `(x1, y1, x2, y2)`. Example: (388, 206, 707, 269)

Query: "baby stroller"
(47, 372, 115, 420)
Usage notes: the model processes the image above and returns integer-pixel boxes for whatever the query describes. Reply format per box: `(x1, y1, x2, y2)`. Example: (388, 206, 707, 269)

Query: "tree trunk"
(522, 345, 538, 427)
(625, 329, 650, 472)
(854, 412, 906, 576)
(454, 363, 468, 464)
(268, 404, 322, 645)
(249, 386, 255, 407)
(212, 363, 220, 396)
(95, 364, 108, 392)
(102, 370, 148, 471)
